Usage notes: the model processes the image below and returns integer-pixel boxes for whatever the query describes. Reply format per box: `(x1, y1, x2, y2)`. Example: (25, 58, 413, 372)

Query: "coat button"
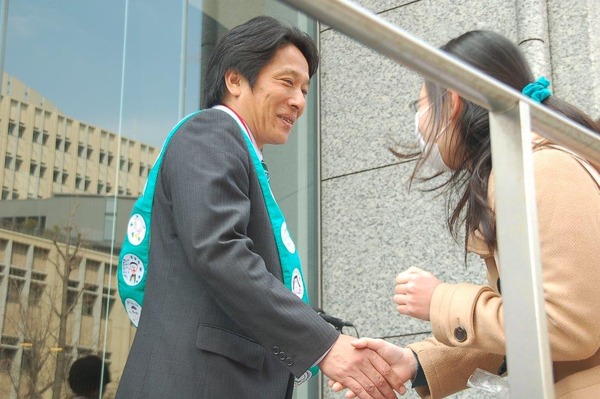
(278, 352, 287, 361)
(285, 357, 294, 367)
(454, 327, 467, 342)
(272, 346, 280, 355)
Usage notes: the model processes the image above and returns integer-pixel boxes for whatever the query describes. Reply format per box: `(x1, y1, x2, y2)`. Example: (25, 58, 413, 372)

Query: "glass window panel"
(0, 1, 129, 396)
(7, 278, 24, 303)
(0, 1, 318, 398)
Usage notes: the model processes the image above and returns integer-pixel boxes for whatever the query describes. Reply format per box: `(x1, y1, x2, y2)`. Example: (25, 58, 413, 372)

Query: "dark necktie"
(261, 160, 270, 181)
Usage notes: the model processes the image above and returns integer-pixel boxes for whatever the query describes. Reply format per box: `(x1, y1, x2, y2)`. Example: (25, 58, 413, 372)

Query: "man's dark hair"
(202, 15, 319, 108)
(68, 355, 111, 396)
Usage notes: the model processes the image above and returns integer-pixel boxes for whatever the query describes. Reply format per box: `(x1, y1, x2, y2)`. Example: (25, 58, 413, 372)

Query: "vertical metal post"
(489, 101, 554, 398)
(178, 0, 189, 119)
(0, 0, 9, 96)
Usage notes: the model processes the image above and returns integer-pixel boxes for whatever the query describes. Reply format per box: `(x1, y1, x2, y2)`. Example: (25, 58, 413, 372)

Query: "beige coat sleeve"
(414, 148, 600, 397)
(407, 338, 504, 399)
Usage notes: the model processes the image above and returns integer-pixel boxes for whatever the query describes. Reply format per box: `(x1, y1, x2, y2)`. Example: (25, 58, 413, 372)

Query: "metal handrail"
(280, 0, 600, 165)
(279, 0, 600, 398)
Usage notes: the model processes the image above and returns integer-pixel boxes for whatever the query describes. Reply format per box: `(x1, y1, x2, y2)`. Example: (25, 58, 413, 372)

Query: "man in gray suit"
(116, 16, 403, 399)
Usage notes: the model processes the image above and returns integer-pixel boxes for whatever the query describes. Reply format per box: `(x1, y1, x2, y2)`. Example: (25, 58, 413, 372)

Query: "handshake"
(319, 335, 418, 399)
(318, 266, 440, 398)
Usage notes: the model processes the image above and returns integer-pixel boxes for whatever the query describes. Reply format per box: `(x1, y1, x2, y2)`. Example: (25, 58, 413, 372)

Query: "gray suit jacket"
(116, 109, 338, 399)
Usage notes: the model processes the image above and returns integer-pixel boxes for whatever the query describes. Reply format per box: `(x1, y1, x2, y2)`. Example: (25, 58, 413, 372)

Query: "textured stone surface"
(547, 0, 600, 118)
(318, 0, 415, 33)
(354, 0, 414, 15)
(321, 164, 488, 340)
(319, 0, 510, 341)
(317, 1, 600, 398)
(515, 0, 551, 77)
(320, 0, 518, 180)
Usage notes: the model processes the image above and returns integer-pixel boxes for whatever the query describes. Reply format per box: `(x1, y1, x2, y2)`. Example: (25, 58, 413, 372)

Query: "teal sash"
(117, 110, 202, 327)
(221, 107, 319, 385)
(117, 108, 318, 384)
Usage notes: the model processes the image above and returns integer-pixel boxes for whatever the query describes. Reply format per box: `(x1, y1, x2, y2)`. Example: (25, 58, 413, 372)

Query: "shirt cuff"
(314, 343, 335, 367)
(411, 350, 428, 388)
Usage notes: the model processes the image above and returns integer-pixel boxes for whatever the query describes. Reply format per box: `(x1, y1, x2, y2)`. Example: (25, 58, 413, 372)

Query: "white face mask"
(415, 111, 451, 173)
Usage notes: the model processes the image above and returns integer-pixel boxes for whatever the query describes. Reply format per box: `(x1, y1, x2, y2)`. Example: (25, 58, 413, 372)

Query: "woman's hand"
(393, 266, 441, 321)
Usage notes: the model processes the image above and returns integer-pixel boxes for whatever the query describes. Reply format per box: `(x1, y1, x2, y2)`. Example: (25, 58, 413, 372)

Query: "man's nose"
(289, 88, 306, 113)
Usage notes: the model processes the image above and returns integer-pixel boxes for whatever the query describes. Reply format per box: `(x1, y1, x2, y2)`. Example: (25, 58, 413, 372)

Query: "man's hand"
(394, 266, 441, 321)
(328, 338, 417, 398)
(319, 334, 405, 399)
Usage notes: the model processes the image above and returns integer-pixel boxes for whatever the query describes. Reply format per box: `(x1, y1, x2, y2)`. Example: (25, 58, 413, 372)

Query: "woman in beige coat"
(332, 30, 600, 398)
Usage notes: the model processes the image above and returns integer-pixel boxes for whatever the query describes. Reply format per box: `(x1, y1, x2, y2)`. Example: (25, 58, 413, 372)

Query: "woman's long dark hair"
(401, 30, 600, 256)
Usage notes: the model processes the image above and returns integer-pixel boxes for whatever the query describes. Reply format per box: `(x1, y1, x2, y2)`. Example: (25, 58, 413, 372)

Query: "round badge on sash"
(122, 254, 145, 286)
(281, 222, 296, 254)
(125, 298, 142, 327)
(127, 214, 146, 246)
(294, 369, 312, 386)
(291, 268, 304, 299)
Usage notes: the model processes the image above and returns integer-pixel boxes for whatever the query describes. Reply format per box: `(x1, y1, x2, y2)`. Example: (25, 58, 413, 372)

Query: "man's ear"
(224, 69, 243, 98)
(449, 90, 464, 121)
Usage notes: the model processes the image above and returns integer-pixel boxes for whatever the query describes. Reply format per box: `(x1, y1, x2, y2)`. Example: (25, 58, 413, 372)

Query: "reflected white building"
(0, 73, 158, 201)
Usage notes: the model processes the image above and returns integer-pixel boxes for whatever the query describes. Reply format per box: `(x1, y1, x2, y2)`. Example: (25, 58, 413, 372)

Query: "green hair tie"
(522, 76, 552, 103)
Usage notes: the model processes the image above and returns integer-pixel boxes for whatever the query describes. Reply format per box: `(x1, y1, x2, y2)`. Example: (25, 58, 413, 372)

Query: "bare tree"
(49, 222, 84, 399)
(3, 266, 75, 399)
(3, 207, 86, 399)
(7, 284, 60, 398)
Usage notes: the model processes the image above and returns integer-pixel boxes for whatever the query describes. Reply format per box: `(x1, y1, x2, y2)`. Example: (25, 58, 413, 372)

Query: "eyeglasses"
(410, 90, 448, 113)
